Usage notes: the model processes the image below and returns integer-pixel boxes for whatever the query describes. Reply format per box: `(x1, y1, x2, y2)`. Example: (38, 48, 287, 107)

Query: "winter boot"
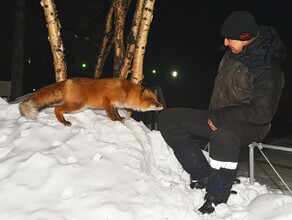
(198, 168, 237, 214)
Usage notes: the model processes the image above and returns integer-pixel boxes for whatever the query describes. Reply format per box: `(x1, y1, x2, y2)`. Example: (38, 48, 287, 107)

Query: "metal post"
(249, 143, 255, 184)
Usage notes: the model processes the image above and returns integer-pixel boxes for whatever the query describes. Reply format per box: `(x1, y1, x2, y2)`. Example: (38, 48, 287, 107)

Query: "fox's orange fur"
(19, 78, 164, 126)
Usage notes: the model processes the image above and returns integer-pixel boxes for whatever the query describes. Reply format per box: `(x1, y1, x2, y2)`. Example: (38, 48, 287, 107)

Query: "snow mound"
(0, 97, 291, 220)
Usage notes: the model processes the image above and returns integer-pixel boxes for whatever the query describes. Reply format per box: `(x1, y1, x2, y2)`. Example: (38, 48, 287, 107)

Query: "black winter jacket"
(209, 26, 286, 138)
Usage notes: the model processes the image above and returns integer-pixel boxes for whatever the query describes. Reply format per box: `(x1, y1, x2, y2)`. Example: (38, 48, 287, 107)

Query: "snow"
(0, 97, 292, 220)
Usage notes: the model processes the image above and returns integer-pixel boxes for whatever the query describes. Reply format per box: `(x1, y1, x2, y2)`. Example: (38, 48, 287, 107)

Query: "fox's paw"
(118, 117, 125, 123)
(63, 121, 72, 126)
(110, 116, 125, 123)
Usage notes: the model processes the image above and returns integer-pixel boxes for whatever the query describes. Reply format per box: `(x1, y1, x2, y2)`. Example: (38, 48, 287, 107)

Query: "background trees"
(20, 0, 156, 87)
(96, 0, 156, 84)
(4, 0, 157, 99)
(1, 0, 292, 138)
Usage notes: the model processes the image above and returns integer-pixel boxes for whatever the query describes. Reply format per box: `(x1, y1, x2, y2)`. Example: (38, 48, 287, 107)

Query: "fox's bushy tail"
(19, 99, 39, 119)
(19, 81, 65, 119)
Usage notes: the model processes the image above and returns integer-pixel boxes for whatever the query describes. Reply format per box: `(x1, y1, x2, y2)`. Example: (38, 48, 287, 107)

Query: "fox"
(19, 77, 164, 126)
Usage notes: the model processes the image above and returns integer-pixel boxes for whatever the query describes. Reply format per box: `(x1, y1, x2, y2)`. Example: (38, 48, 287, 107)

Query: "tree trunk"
(40, 0, 67, 82)
(131, 0, 155, 84)
(113, 0, 127, 77)
(94, 1, 115, 78)
(119, 0, 144, 79)
(10, 0, 26, 101)
(94, 0, 155, 83)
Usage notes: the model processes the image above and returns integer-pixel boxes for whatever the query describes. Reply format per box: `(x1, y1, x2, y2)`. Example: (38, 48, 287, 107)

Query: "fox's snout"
(154, 101, 164, 110)
(145, 100, 164, 111)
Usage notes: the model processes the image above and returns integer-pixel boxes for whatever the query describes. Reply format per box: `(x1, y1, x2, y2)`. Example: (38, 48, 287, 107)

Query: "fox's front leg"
(106, 106, 125, 122)
(103, 99, 125, 122)
(113, 108, 125, 122)
(105, 103, 125, 122)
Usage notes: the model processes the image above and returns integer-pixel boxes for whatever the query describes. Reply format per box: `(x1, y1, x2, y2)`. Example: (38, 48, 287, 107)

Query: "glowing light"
(152, 69, 156, 74)
(172, 71, 178, 78)
(82, 63, 87, 68)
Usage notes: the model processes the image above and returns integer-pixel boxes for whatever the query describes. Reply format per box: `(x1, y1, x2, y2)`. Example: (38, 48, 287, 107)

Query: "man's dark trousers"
(158, 107, 263, 180)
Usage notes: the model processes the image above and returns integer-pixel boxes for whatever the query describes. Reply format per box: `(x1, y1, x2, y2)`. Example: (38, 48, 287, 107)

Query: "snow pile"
(0, 97, 292, 220)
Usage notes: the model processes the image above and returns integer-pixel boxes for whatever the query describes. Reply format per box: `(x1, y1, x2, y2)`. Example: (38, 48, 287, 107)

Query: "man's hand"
(208, 118, 218, 131)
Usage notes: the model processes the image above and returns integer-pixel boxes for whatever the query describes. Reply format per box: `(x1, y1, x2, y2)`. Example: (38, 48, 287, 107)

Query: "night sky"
(145, 0, 292, 107)
(1, 0, 292, 136)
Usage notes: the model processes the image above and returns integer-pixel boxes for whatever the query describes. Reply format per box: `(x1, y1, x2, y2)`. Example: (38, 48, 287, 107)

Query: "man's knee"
(212, 130, 240, 146)
(158, 109, 169, 134)
(210, 128, 241, 162)
(158, 108, 179, 130)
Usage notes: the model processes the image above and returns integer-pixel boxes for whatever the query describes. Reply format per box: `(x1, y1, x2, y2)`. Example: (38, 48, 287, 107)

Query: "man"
(158, 10, 286, 214)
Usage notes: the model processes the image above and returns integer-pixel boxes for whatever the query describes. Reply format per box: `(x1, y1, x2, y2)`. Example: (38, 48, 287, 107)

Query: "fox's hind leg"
(54, 103, 84, 126)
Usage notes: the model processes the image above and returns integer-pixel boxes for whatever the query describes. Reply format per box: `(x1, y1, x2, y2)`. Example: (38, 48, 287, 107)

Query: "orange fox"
(19, 78, 164, 126)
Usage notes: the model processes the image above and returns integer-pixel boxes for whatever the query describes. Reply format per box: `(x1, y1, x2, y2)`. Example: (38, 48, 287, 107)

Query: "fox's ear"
(141, 88, 150, 97)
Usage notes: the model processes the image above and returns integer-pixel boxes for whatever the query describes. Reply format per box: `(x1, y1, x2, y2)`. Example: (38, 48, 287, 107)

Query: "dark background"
(1, 0, 292, 137)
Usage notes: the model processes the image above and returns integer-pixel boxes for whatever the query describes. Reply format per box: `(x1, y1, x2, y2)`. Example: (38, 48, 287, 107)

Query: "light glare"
(172, 71, 178, 78)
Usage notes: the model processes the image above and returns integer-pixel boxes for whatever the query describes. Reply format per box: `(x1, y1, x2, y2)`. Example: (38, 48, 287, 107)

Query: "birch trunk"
(40, 0, 67, 82)
(113, 0, 127, 77)
(94, 1, 115, 78)
(131, 0, 155, 84)
(119, 0, 144, 79)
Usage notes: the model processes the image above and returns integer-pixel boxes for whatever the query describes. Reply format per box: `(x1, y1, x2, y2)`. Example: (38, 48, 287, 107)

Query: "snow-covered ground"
(1, 97, 292, 220)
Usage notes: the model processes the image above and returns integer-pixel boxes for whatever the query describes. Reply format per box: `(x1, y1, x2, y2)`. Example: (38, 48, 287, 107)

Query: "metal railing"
(249, 142, 292, 194)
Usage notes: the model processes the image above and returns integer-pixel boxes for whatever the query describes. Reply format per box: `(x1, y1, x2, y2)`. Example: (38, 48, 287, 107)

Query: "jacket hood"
(225, 26, 286, 65)
(253, 26, 286, 63)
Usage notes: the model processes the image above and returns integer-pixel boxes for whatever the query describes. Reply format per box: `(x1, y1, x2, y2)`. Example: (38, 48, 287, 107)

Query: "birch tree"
(112, 0, 127, 77)
(131, 0, 155, 84)
(94, 1, 115, 78)
(40, 0, 67, 82)
(95, 0, 156, 84)
(119, 0, 144, 79)
(95, 0, 131, 78)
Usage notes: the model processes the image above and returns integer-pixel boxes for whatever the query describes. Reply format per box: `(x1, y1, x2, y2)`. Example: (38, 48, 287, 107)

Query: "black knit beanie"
(221, 10, 258, 41)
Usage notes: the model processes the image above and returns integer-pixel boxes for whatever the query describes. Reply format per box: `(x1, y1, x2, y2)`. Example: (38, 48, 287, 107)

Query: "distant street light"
(172, 71, 178, 78)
